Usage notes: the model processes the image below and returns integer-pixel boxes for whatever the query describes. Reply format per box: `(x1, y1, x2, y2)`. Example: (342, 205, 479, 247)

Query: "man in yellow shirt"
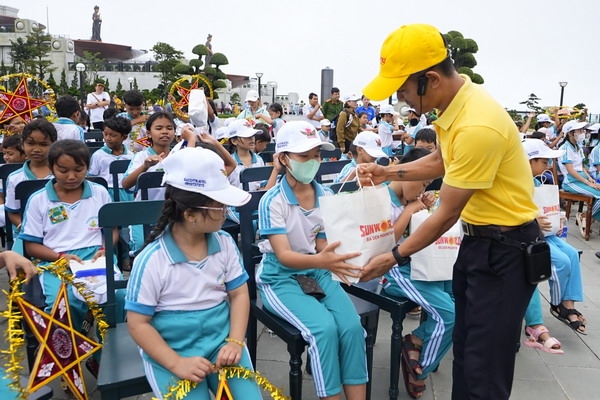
(359, 24, 539, 400)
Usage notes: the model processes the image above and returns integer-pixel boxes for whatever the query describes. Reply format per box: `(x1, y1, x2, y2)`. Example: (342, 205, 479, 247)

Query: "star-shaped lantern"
(215, 370, 234, 400)
(175, 80, 199, 110)
(17, 282, 101, 400)
(0, 76, 50, 124)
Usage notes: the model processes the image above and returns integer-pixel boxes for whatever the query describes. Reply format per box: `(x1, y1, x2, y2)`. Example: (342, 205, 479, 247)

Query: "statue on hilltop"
(91, 5, 102, 41)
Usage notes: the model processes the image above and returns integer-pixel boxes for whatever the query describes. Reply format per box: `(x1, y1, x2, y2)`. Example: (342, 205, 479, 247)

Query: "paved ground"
(2, 201, 600, 399)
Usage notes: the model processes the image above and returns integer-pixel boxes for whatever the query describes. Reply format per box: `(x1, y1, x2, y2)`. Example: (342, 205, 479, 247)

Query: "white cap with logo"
(161, 147, 251, 206)
(227, 119, 260, 138)
(521, 139, 565, 160)
(275, 121, 335, 154)
(353, 131, 388, 158)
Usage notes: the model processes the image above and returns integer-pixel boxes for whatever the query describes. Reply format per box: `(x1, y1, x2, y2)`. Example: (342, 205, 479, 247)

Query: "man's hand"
(359, 251, 396, 282)
(357, 162, 388, 185)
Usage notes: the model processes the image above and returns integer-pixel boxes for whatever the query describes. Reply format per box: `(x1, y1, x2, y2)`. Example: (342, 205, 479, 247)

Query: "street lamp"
(268, 81, 278, 104)
(75, 62, 86, 108)
(559, 81, 568, 107)
(255, 72, 263, 98)
(128, 76, 134, 90)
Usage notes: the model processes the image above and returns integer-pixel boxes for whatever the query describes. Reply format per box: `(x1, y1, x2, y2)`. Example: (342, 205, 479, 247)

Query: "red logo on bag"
(434, 235, 462, 247)
(360, 219, 393, 239)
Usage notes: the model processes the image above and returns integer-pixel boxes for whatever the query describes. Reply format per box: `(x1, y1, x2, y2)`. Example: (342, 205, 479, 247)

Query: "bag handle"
(337, 166, 374, 193)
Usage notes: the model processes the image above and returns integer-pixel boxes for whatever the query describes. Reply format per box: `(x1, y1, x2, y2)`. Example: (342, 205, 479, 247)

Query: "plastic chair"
(108, 159, 131, 202)
(238, 190, 379, 399)
(315, 159, 352, 184)
(96, 200, 163, 399)
(239, 165, 276, 191)
(320, 148, 342, 160)
(84, 129, 104, 142)
(0, 162, 24, 249)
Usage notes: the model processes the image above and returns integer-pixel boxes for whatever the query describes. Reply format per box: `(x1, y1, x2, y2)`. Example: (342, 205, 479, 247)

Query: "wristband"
(225, 338, 245, 347)
(392, 245, 411, 266)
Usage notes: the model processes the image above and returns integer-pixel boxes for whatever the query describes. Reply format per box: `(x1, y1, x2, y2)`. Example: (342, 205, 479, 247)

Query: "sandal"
(523, 326, 563, 354)
(550, 304, 587, 335)
(401, 334, 422, 381)
(401, 352, 426, 399)
(407, 306, 422, 318)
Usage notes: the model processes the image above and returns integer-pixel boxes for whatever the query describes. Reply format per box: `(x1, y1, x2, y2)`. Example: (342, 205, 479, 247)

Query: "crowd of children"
(0, 89, 597, 400)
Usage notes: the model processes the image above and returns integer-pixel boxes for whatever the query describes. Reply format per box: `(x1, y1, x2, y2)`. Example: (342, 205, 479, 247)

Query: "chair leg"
(363, 310, 379, 400)
(388, 309, 404, 400)
(287, 341, 305, 400)
(247, 317, 258, 367)
(585, 200, 593, 241)
(565, 200, 572, 219)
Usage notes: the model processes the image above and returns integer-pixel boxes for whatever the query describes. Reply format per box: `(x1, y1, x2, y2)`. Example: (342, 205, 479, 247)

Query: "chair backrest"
(137, 171, 165, 200)
(258, 151, 274, 164)
(239, 165, 275, 191)
(237, 190, 267, 298)
(109, 159, 131, 202)
(85, 129, 104, 142)
(15, 179, 50, 213)
(316, 159, 352, 184)
(0, 162, 24, 249)
(265, 142, 276, 152)
(329, 180, 360, 194)
(321, 148, 342, 160)
(99, 200, 164, 326)
(86, 176, 109, 190)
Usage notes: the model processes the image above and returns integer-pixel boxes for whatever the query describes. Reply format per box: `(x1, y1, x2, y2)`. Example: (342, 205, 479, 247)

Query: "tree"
(8, 37, 32, 73)
(46, 72, 58, 93)
(173, 44, 230, 99)
(443, 31, 484, 84)
(25, 26, 54, 82)
(519, 93, 543, 113)
(151, 42, 184, 92)
(59, 69, 69, 95)
(116, 78, 123, 92)
(79, 51, 105, 84)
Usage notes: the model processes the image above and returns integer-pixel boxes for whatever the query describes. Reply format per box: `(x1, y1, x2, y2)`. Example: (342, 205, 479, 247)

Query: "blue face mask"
(286, 156, 320, 184)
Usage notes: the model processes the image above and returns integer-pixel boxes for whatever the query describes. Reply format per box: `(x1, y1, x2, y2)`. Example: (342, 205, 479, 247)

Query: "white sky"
(11, 0, 600, 112)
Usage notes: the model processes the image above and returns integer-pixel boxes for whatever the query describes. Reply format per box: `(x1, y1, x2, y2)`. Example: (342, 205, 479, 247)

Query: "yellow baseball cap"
(363, 24, 448, 101)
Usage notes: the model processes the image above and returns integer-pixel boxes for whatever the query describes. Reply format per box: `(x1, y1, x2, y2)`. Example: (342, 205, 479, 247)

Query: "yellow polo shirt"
(433, 76, 538, 226)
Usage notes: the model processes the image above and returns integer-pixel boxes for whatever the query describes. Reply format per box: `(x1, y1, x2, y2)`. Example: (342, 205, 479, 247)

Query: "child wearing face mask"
(256, 121, 368, 400)
(402, 108, 423, 155)
(558, 120, 600, 228)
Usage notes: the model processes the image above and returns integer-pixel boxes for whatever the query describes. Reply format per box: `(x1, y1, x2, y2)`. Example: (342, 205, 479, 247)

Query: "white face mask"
(575, 132, 586, 143)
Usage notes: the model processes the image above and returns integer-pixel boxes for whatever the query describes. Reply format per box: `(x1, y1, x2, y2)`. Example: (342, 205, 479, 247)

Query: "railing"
(67, 61, 157, 73)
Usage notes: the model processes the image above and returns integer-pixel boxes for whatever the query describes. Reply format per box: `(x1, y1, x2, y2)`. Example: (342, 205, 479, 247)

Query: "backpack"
(330, 110, 352, 143)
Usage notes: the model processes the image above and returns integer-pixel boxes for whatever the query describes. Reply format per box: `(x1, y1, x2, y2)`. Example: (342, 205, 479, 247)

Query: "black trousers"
(451, 222, 538, 400)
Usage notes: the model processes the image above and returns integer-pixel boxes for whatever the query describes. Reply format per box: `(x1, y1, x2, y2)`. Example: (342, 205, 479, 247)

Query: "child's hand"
(61, 253, 83, 264)
(198, 132, 218, 146)
(420, 191, 436, 209)
(180, 125, 196, 142)
(172, 356, 215, 383)
(132, 115, 149, 125)
(1, 251, 38, 283)
(272, 153, 283, 172)
(318, 241, 362, 284)
(143, 153, 164, 169)
(92, 249, 105, 261)
(405, 199, 427, 215)
(215, 341, 243, 369)
(536, 215, 552, 232)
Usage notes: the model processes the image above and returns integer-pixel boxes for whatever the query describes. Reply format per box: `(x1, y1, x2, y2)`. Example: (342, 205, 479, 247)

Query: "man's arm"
(360, 183, 473, 281)
(358, 148, 445, 185)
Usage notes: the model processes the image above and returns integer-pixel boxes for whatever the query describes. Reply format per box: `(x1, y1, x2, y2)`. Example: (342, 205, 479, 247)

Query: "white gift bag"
(188, 89, 208, 129)
(320, 185, 395, 283)
(532, 185, 560, 237)
(409, 210, 461, 281)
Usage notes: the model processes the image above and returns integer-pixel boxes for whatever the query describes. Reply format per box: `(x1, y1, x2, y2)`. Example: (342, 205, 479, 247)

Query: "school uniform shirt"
(53, 118, 85, 141)
(19, 180, 109, 253)
(125, 227, 249, 314)
(122, 147, 165, 200)
(228, 151, 265, 191)
(258, 178, 331, 255)
(5, 161, 53, 213)
(588, 143, 600, 180)
(88, 145, 134, 201)
(378, 121, 394, 149)
(117, 112, 148, 153)
(334, 159, 357, 183)
(558, 141, 585, 184)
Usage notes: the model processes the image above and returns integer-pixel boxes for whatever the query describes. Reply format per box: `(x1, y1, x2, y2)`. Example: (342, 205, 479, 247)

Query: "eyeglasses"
(194, 205, 228, 212)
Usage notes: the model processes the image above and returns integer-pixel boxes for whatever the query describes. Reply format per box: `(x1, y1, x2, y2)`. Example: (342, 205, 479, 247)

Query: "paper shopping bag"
(532, 185, 560, 237)
(409, 210, 460, 281)
(320, 185, 395, 283)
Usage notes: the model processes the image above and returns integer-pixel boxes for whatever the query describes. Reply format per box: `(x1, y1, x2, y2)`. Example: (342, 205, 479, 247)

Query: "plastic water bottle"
(560, 211, 568, 240)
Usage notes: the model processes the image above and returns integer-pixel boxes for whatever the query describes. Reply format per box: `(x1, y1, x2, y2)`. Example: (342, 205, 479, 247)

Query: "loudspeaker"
(417, 75, 428, 96)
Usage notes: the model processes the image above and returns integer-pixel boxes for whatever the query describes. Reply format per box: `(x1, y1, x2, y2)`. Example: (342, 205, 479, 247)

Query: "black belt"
(461, 220, 536, 249)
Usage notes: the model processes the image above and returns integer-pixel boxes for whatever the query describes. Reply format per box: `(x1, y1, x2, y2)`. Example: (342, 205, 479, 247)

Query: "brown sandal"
(401, 334, 422, 381)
